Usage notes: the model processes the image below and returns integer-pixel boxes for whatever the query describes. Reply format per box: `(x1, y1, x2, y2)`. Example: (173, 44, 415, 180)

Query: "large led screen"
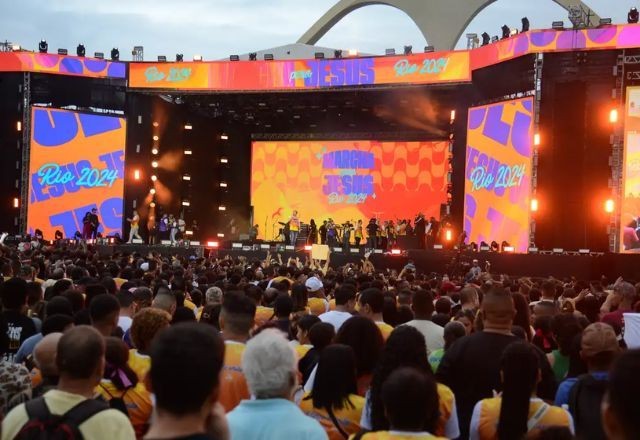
(27, 107, 126, 239)
(620, 87, 640, 252)
(251, 140, 448, 240)
(464, 97, 534, 253)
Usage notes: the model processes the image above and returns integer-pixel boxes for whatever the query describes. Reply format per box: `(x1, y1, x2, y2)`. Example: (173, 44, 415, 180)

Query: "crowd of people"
(0, 240, 639, 439)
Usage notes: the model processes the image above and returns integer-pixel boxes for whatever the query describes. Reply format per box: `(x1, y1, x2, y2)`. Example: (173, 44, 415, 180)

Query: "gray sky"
(1, 0, 633, 59)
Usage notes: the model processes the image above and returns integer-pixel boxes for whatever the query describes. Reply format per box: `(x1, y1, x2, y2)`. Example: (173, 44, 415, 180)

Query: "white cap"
(140, 262, 149, 272)
(305, 276, 324, 292)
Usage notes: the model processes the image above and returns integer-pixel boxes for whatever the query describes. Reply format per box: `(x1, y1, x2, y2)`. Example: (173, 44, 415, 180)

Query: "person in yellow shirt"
(218, 292, 256, 412)
(306, 277, 329, 316)
(358, 288, 393, 340)
(351, 367, 446, 440)
(291, 314, 321, 359)
(128, 308, 171, 381)
(301, 344, 365, 440)
(362, 325, 459, 439)
(469, 341, 574, 440)
(289, 210, 301, 246)
(354, 220, 364, 247)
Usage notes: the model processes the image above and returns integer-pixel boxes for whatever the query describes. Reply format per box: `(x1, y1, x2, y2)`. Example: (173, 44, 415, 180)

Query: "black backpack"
(98, 384, 130, 417)
(568, 374, 608, 440)
(15, 397, 109, 440)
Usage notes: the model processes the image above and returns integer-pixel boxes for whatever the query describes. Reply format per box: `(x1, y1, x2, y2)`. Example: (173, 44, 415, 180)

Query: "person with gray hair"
(226, 329, 327, 440)
(205, 286, 223, 305)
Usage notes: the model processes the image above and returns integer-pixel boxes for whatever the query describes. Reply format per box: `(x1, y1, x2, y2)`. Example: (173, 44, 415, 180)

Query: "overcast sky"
(1, 0, 633, 59)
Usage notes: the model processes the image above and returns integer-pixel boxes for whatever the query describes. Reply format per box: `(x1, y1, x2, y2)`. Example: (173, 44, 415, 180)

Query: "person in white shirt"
(402, 289, 444, 356)
(319, 285, 356, 332)
(116, 291, 136, 334)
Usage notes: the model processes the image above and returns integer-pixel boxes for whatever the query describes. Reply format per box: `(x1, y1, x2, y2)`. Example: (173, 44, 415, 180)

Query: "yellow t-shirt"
(127, 349, 151, 382)
(376, 321, 394, 340)
(435, 383, 455, 437)
(470, 397, 573, 440)
(329, 299, 336, 311)
(95, 380, 152, 438)
(219, 341, 250, 413)
(353, 432, 446, 440)
(183, 299, 196, 311)
(300, 393, 365, 440)
(2, 389, 135, 440)
(255, 306, 274, 328)
(295, 344, 313, 359)
(290, 217, 300, 232)
(308, 298, 329, 316)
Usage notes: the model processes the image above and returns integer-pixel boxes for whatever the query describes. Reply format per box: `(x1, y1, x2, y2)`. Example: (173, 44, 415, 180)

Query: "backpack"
(99, 384, 130, 417)
(568, 374, 608, 440)
(15, 397, 109, 440)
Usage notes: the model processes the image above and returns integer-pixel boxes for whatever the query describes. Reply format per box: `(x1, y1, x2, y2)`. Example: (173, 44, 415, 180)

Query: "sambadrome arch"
(298, 0, 601, 51)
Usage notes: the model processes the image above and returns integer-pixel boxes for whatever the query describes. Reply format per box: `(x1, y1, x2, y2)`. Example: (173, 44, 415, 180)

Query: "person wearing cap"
(306, 277, 329, 316)
(600, 281, 637, 331)
(469, 260, 481, 280)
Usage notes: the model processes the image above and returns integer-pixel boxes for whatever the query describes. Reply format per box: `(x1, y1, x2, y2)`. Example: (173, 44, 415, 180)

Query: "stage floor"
(96, 244, 640, 280)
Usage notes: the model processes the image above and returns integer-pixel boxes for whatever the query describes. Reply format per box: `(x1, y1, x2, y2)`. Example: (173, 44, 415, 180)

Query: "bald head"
(34, 332, 63, 378)
(152, 289, 177, 316)
(481, 290, 515, 329)
(57, 325, 105, 381)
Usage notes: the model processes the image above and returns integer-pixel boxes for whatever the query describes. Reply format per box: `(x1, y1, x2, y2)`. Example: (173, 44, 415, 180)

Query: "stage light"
(219, 182, 228, 188)
(534, 133, 541, 146)
(152, 135, 159, 141)
(58, 48, 68, 55)
(264, 53, 274, 61)
(182, 174, 191, 181)
(151, 161, 158, 168)
(229, 54, 240, 61)
(599, 18, 612, 26)
(206, 241, 219, 248)
(522, 17, 530, 32)
(184, 123, 192, 130)
(182, 200, 190, 207)
(176, 53, 183, 62)
(249, 52, 257, 61)
(38, 40, 48, 53)
(531, 198, 539, 212)
(481, 32, 491, 46)
(149, 188, 156, 195)
(385, 48, 396, 56)
(334, 50, 343, 58)
(184, 149, 193, 155)
(480, 241, 490, 251)
(424, 46, 435, 53)
(501, 25, 510, 39)
(220, 157, 228, 164)
(220, 134, 228, 140)
(150, 201, 156, 208)
(76, 44, 86, 57)
(134, 169, 141, 180)
(111, 48, 119, 60)
(153, 121, 159, 127)
(94, 52, 104, 59)
(450, 110, 456, 122)
(304, 245, 313, 251)
(348, 49, 358, 56)
(403, 45, 412, 55)
(151, 175, 157, 182)
(151, 148, 159, 155)
(16, 121, 21, 132)
(605, 199, 615, 213)
(13, 197, 19, 208)
(391, 248, 402, 255)
(629, 8, 639, 24)
(157, 55, 167, 62)
(218, 205, 226, 211)
(503, 246, 515, 253)
(609, 109, 619, 123)
(217, 233, 225, 238)
(552, 21, 564, 30)
(445, 229, 452, 242)
(193, 54, 203, 61)
(314, 52, 325, 59)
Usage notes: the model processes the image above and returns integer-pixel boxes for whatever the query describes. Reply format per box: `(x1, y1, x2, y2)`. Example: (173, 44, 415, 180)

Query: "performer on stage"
(426, 216, 440, 249)
(288, 210, 300, 246)
(126, 210, 142, 243)
(319, 220, 328, 245)
(354, 220, 363, 246)
(82, 211, 93, 239)
(414, 213, 426, 249)
(307, 219, 317, 244)
(249, 224, 259, 241)
(89, 208, 100, 239)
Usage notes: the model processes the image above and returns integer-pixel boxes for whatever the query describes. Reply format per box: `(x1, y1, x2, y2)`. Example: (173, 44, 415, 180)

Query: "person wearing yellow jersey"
(126, 210, 142, 244)
(289, 210, 301, 247)
(354, 220, 364, 247)
(469, 341, 574, 440)
(301, 344, 364, 440)
(361, 326, 459, 439)
(352, 367, 446, 440)
(128, 308, 171, 381)
(218, 292, 256, 412)
(306, 276, 329, 316)
(358, 288, 393, 340)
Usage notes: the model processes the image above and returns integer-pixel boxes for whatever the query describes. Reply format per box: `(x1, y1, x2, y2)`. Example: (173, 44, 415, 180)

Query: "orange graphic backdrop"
(620, 87, 640, 252)
(251, 140, 447, 239)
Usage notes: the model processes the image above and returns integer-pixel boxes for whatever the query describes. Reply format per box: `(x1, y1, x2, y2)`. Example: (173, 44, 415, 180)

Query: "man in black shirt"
(436, 288, 557, 440)
(1, 278, 37, 362)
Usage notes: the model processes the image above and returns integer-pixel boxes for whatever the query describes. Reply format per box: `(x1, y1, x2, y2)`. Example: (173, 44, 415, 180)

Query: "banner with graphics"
(464, 97, 533, 253)
(251, 140, 448, 240)
(27, 108, 126, 239)
(0, 52, 125, 79)
(620, 87, 640, 252)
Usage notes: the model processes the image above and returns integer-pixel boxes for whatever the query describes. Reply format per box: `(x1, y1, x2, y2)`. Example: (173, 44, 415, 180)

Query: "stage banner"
(128, 51, 470, 90)
(0, 52, 125, 79)
(464, 97, 533, 253)
(27, 108, 126, 239)
(620, 86, 640, 252)
(251, 140, 448, 240)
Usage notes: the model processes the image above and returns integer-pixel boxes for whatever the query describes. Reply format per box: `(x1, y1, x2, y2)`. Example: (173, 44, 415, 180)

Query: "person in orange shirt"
(358, 288, 393, 340)
(218, 291, 256, 412)
(469, 341, 574, 440)
(128, 308, 171, 381)
(300, 344, 365, 440)
(96, 337, 152, 438)
(351, 367, 446, 440)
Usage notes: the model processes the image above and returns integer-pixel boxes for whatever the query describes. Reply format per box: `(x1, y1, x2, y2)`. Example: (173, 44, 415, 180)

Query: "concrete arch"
(297, 0, 600, 51)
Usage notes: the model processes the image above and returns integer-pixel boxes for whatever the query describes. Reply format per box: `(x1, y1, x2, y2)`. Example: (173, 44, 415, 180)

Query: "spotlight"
(182, 200, 190, 207)
(304, 245, 313, 251)
(334, 50, 343, 58)
(605, 199, 615, 213)
(264, 53, 274, 61)
(13, 197, 19, 208)
(385, 48, 396, 56)
(152, 135, 159, 141)
(153, 121, 159, 127)
(610, 109, 619, 123)
(38, 40, 48, 53)
(445, 229, 453, 242)
(151, 175, 157, 182)
(481, 32, 491, 46)
(193, 54, 203, 61)
(58, 48, 68, 55)
(151, 148, 159, 155)
(599, 18, 612, 26)
(501, 25, 510, 39)
(249, 52, 257, 61)
(157, 55, 167, 62)
(206, 241, 219, 248)
(534, 133, 541, 146)
(111, 48, 119, 60)
(184, 123, 193, 130)
(220, 134, 228, 140)
(423, 46, 435, 53)
(314, 52, 325, 59)
(218, 206, 226, 211)
(176, 53, 183, 62)
(217, 233, 225, 238)
(229, 55, 240, 61)
(94, 52, 104, 59)
(149, 188, 156, 195)
(403, 45, 412, 55)
(531, 198, 539, 212)
(220, 157, 228, 164)
(184, 149, 193, 155)
(134, 170, 141, 180)
(76, 44, 86, 57)
(150, 202, 156, 208)
(391, 248, 402, 255)
(552, 21, 564, 30)
(521, 17, 530, 32)
(347, 49, 358, 56)
(182, 174, 191, 181)
(629, 7, 639, 24)
(503, 245, 515, 253)
(219, 182, 228, 188)
(16, 121, 22, 132)
(450, 110, 456, 122)
(151, 161, 158, 168)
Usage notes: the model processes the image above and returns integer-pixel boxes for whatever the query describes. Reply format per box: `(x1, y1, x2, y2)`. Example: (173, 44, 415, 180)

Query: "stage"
(97, 244, 640, 280)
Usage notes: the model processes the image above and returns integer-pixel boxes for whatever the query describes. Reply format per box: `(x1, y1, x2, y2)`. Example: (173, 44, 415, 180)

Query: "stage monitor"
(251, 140, 448, 240)
(464, 97, 534, 253)
(621, 86, 640, 252)
(27, 107, 126, 239)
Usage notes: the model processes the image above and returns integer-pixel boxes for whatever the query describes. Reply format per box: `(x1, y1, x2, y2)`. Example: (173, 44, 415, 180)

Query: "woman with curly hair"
(128, 307, 171, 381)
